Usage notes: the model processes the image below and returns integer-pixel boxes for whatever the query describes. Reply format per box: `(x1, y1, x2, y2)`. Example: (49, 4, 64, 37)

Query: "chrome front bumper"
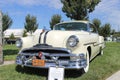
(16, 45, 87, 69)
(16, 57, 87, 69)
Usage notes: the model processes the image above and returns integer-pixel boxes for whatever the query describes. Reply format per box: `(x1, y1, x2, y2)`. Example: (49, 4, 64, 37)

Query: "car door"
(89, 23, 100, 57)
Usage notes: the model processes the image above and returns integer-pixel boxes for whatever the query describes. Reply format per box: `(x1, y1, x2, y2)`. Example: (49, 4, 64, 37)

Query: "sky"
(0, 0, 120, 31)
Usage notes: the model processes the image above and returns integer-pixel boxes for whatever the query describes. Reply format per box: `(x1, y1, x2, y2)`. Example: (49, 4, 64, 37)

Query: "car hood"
(41, 30, 89, 48)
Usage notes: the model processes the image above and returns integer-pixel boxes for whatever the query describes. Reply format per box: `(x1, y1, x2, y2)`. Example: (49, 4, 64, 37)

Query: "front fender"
(21, 36, 36, 50)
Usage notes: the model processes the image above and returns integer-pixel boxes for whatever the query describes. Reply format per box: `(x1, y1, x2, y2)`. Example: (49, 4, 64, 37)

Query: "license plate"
(32, 59, 45, 67)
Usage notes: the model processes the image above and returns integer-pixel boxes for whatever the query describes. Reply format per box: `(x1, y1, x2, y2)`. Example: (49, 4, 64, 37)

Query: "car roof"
(56, 20, 89, 25)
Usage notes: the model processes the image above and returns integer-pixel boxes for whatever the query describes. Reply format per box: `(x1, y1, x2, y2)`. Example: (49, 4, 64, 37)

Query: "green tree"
(49, 14, 62, 30)
(24, 14, 38, 35)
(9, 33, 15, 39)
(22, 30, 28, 37)
(61, 0, 101, 20)
(92, 18, 101, 34)
(2, 13, 12, 32)
(100, 23, 111, 39)
(111, 29, 115, 35)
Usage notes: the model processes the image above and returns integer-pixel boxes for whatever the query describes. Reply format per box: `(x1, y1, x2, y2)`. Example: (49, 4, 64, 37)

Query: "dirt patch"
(0, 61, 15, 66)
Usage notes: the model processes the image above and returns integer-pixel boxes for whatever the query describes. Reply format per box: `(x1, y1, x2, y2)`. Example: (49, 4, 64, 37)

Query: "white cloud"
(90, 0, 120, 31)
(46, 0, 63, 9)
(0, 0, 62, 9)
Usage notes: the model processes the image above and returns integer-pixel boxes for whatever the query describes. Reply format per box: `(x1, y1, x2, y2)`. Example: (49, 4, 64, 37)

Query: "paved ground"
(106, 70, 120, 80)
(0, 61, 15, 66)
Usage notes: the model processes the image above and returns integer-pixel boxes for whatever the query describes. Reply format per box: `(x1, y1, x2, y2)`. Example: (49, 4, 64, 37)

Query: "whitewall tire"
(83, 51, 89, 73)
(99, 48, 104, 55)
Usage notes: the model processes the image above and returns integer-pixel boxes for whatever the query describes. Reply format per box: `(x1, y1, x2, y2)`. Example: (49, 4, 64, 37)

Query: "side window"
(89, 24, 97, 33)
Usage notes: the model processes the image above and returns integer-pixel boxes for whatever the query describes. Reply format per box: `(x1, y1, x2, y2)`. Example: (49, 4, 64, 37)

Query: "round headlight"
(16, 39, 23, 48)
(66, 35, 79, 47)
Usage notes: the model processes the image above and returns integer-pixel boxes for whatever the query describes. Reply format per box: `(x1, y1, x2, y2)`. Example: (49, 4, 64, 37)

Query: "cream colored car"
(16, 21, 105, 73)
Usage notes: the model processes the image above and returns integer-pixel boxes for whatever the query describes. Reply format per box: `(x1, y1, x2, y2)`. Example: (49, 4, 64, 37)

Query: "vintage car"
(16, 21, 105, 73)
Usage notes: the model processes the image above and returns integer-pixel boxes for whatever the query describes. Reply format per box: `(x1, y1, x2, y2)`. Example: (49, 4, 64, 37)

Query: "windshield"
(54, 22, 88, 31)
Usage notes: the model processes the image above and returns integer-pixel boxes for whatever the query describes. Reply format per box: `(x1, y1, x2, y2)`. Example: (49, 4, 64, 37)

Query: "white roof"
(4, 29, 24, 38)
(4, 29, 43, 38)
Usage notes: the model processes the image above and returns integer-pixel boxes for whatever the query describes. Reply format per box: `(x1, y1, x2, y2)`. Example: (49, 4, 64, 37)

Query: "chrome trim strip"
(84, 42, 105, 46)
(39, 32, 44, 43)
(43, 31, 50, 44)
(84, 42, 96, 45)
(93, 42, 105, 46)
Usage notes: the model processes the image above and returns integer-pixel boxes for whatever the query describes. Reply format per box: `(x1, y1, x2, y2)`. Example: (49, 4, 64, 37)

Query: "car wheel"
(82, 51, 89, 73)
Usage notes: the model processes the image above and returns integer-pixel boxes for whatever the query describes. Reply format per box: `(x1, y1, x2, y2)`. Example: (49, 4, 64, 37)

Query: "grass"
(3, 44, 19, 61)
(0, 42, 120, 80)
(79, 42, 120, 80)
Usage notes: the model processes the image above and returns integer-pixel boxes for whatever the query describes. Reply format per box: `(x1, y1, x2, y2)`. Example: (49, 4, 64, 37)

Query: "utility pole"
(0, 11, 3, 64)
